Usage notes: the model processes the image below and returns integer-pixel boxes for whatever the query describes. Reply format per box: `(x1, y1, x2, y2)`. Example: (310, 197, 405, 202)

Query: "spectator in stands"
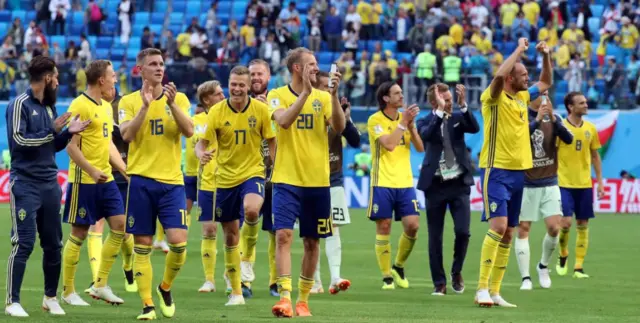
(257, 17, 271, 45)
(522, 0, 540, 34)
(449, 17, 464, 46)
(306, 8, 322, 52)
(86, 0, 104, 36)
(511, 12, 531, 40)
(259, 32, 281, 71)
(433, 17, 450, 43)
(555, 39, 570, 69)
(64, 40, 78, 62)
(274, 19, 295, 53)
(407, 19, 427, 54)
(616, 17, 638, 63)
(444, 0, 463, 19)
(473, 30, 491, 54)
(246, 0, 266, 25)
(74, 61, 86, 96)
(499, 0, 519, 38)
(324, 7, 343, 52)
(206, 2, 218, 41)
(488, 46, 503, 76)
(567, 54, 585, 93)
(161, 30, 177, 62)
(538, 20, 558, 48)
(141, 27, 153, 49)
(186, 17, 202, 34)
(574, 2, 592, 42)
(278, 1, 301, 42)
(596, 31, 613, 67)
(342, 21, 359, 58)
(118, 0, 133, 44)
(547, 2, 565, 30)
(78, 33, 91, 63)
(467, 47, 490, 77)
(190, 27, 209, 59)
(0, 36, 17, 60)
(240, 18, 258, 62)
(604, 56, 623, 105)
(344, 5, 361, 31)
(13, 55, 28, 95)
(586, 79, 599, 109)
(7, 18, 25, 55)
(443, 48, 462, 98)
(576, 34, 592, 68)
(629, 54, 640, 94)
(396, 8, 411, 52)
(312, 0, 328, 18)
(602, 3, 621, 34)
(396, 58, 411, 88)
(176, 29, 192, 61)
(49, 0, 71, 35)
(414, 44, 436, 102)
(383, 0, 397, 37)
(51, 42, 65, 65)
(356, 0, 373, 40)
(469, 0, 488, 28)
(36, 0, 51, 35)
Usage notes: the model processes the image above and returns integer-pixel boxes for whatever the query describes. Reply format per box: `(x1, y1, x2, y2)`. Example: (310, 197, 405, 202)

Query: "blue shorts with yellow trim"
(367, 187, 419, 221)
(272, 183, 332, 238)
(197, 189, 216, 222)
(125, 175, 188, 235)
(63, 181, 125, 225)
(184, 175, 198, 202)
(261, 183, 273, 232)
(560, 187, 595, 220)
(480, 168, 524, 227)
(215, 177, 263, 223)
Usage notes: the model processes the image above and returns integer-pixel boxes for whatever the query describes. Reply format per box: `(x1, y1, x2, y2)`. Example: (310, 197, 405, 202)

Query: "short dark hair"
(376, 81, 397, 110)
(136, 48, 163, 65)
(316, 71, 330, 78)
(564, 91, 583, 114)
(28, 55, 56, 82)
(86, 60, 112, 85)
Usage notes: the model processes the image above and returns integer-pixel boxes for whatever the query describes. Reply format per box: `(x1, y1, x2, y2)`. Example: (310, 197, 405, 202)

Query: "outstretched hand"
(455, 84, 466, 107)
(54, 112, 71, 133)
(301, 64, 313, 95)
(199, 148, 216, 165)
(141, 80, 154, 107)
(67, 115, 91, 134)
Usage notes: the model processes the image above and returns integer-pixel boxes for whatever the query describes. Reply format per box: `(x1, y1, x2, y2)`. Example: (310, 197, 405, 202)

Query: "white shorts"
(520, 186, 562, 222)
(330, 186, 351, 225)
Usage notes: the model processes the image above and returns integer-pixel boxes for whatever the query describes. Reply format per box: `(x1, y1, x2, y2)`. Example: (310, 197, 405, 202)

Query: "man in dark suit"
(416, 83, 480, 296)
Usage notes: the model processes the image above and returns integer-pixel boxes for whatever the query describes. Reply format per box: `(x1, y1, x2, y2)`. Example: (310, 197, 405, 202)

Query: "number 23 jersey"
(119, 90, 191, 185)
(267, 86, 332, 187)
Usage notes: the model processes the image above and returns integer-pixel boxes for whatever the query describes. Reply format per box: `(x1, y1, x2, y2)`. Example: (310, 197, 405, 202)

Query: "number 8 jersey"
(557, 119, 601, 189)
(268, 86, 333, 187)
(119, 90, 191, 185)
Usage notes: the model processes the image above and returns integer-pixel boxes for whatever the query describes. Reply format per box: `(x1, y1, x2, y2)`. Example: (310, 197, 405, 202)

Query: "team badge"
(585, 131, 591, 140)
(248, 116, 257, 128)
(215, 207, 222, 218)
(78, 207, 87, 218)
(18, 209, 26, 221)
(119, 109, 126, 121)
(373, 204, 379, 214)
(195, 124, 205, 135)
(46, 107, 54, 120)
(128, 216, 135, 228)
(270, 98, 280, 109)
(312, 99, 322, 114)
(374, 125, 383, 135)
(490, 202, 498, 213)
(165, 105, 173, 117)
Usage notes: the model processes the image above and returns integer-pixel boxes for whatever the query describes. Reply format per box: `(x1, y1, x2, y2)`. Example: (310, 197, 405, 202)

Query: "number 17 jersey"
(119, 91, 191, 185)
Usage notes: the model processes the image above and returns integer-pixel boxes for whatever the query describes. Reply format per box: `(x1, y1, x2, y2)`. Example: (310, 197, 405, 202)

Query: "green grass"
(1, 205, 639, 322)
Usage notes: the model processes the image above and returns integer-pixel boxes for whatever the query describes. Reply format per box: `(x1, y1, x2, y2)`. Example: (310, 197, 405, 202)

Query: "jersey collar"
(81, 92, 100, 106)
(287, 84, 299, 97)
(226, 97, 251, 113)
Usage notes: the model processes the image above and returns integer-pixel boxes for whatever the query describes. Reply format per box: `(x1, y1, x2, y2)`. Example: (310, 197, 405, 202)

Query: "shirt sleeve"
(261, 103, 276, 140)
(203, 108, 217, 144)
(528, 85, 541, 101)
(176, 93, 191, 114)
(480, 86, 499, 107)
(66, 99, 88, 123)
(119, 95, 134, 123)
(590, 124, 602, 150)
(321, 90, 332, 121)
(267, 90, 286, 120)
(367, 114, 388, 142)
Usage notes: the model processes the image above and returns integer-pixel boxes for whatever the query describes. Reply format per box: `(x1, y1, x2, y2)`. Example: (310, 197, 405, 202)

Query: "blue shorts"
(125, 175, 188, 235)
(272, 183, 332, 238)
(117, 182, 128, 202)
(184, 175, 198, 202)
(480, 168, 524, 228)
(198, 189, 215, 222)
(367, 187, 419, 221)
(215, 177, 264, 223)
(560, 187, 595, 220)
(261, 183, 273, 232)
(63, 181, 125, 225)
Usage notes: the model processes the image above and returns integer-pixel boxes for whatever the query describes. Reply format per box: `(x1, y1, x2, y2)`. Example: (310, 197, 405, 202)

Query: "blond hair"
(285, 47, 314, 73)
(196, 80, 221, 105)
(85, 60, 112, 85)
(136, 48, 163, 65)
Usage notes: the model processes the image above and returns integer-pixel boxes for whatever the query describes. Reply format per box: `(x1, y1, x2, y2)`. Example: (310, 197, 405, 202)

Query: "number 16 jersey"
(119, 90, 191, 185)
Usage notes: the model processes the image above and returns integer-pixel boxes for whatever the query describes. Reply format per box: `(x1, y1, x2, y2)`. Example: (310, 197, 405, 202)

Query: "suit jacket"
(416, 108, 480, 192)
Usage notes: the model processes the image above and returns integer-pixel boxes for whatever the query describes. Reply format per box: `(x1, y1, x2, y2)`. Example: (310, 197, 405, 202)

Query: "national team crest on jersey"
(585, 131, 591, 140)
(195, 124, 206, 135)
(119, 109, 126, 121)
(165, 105, 173, 117)
(18, 209, 26, 221)
(78, 207, 87, 218)
(215, 207, 222, 218)
(46, 107, 54, 119)
(270, 98, 280, 109)
(490, 202, 497, 212)
(248, 116, 257, 128)
(373, 204, 379, 213)
(312, 99, 322, 114)
(128, 216, 135, 228)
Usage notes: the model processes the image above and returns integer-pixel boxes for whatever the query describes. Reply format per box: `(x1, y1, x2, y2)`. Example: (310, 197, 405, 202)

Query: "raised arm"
(489, 37, 529, 99)
(553, 115, 573, 144)
(165, 84, 194, 138)
(120, 83, 152, 143)
(328, 72, 346, 133)
(271, 64, 314, 129)
(532, 42, 553, 93)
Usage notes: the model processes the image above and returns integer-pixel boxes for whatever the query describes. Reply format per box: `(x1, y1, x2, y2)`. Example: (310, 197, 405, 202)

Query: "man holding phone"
(514, 91, 573, 291)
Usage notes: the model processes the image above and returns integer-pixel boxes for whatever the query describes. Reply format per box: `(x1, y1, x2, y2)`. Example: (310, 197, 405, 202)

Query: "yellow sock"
(277, 275, 292, 301)
(297, 275, 315, 303)
(133, 244, 154, 307)
(240, 219, 260, 262)
(87, 232, 103, 282)
(489, 243, 511, 296)
(95, 230, 125, 288)
(268, 232, 277, 286)
(394, 232, 417, 268)
(574, 225, 589, 270)
(375, 234, 391, 277)
(121, 234, 134, 271)
(201, 236, 217, 282)
(559, 228, 570, 257)
(155, 221, 165, 241)
(224, 245, 241, 295)
(160, 242, 187, 291)
(62, 234, 84, 296)
(478, 229, 502, 290)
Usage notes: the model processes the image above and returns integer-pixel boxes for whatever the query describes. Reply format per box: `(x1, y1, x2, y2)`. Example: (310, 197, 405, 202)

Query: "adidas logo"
(518, 251, 525, 255)
(224, 121, 231, 126)
(32, 110, 38, 116)
(203, 253, 210, 258)
(484, 259, 492, 265)
(90, 257, 97, 261)
(382, 250, 390, 254)
(97, 278, 102, 282)
(95, 113, 98, 118)
(578, 244, 585, 248)
(172, 267, 181, 271)
(135, 272, 143, 277)
(228, 268, 236, 273)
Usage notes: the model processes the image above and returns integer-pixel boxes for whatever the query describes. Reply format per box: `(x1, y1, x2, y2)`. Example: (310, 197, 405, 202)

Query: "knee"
(376, 220, 392, 235)
(166, 229, 188, 245)
(16, 237, 36, 254)
(454, 229, 470, 240)
(134, 235, 153, 246)
(501, 229, 513, 244)
(243, 205, 260, 221)
(547, 226, 560, 237)
(518, 223, 531, 238)
(202, 223, 217, 238)
(489, 220, 508, 235)
(404, 222, 419, 237)
(276, 230, 292, 247)
(302, 238, 319, 252)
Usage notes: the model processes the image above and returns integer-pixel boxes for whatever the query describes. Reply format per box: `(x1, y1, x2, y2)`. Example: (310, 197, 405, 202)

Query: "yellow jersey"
(119, 90, 191, 185)
(193, 112, 216, 191)
(357, 1, 373, 25)
(557, 119, 601, 188)
(479, 86, 535, 170)
(367, 111, 413, 188)
(184, 113, 203, 177)
(268, 86, 332, 187)
(203, 98, 275, 188)
(67, 93, 115, 184)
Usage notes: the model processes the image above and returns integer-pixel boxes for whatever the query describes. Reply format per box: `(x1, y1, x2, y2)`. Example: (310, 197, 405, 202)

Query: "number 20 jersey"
(119, 90, 191, 185)
(267, 85, 332, 187)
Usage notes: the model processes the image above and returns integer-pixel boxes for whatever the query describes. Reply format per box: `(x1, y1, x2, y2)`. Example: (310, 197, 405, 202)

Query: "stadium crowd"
(0, 0, 639, 107)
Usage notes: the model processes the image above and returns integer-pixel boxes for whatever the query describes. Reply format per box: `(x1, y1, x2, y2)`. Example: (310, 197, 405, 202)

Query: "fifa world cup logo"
(532, 129, 545, 159)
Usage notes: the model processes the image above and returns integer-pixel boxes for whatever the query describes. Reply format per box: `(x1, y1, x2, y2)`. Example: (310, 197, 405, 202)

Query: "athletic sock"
(201, 236, 217, 282)
(268, 232, 277, 286)
(489, 243, 511, 296)
(87, 232, 103, 282)
(240, 219, 259, 262)
(277, 275, 292, 301)
(62, 234, 84, 296)
(224, 244, 241, 295)
(515, 237, 530, 279)
(374, 234, 391, 277)
(160, 242, 187, 291)
(394, 232, 417, 268)
(133, 244, 154, 307)
(478, 229, 502, 290)
(121, 234, 134, 272)
(297, 275, 315, 303)
(540, 233, 559, 267)
(94, 230, 125, 288)
(574, 225, 589, 270)
(559, 228, 570, 258)
(325, 226, 342, 283)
